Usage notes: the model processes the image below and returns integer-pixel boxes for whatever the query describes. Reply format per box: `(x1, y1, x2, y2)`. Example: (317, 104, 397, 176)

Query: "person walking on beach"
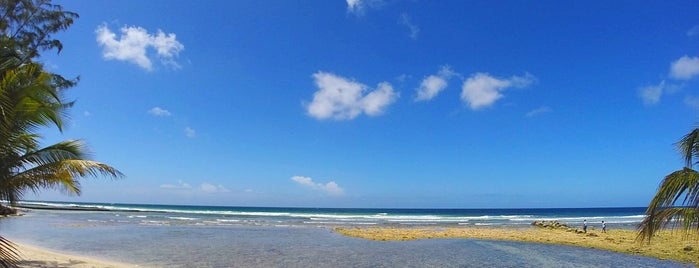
(601, 221, 606, 233)
(583, 219, 587, 233)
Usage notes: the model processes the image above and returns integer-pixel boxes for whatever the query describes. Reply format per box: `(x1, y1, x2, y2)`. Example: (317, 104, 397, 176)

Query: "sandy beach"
(12, 243, 134, 268)
(335, 226, 699, 265)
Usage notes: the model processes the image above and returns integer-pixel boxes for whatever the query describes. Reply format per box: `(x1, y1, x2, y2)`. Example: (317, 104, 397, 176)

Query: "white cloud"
(688, 25, 699, 37)
(346, 0, 363, 13)
(160, 180, 192, 189)
(200, 183, 229, 193)
(670, 55, 699, 80)
(148, 107, 172, 116)
(399, 13, 419, 40)
(96, 24, 184, 71)
(639, 80, 665, 105)
(346, 0, 383, 15)
(525, 106, 552, 117)
(306, 72, 398, 120)
(415, 66, 456, 102)
(160, 180, 229, 193)
(184, 127, 196, 138)
(638, 80, 685, 106)
(291, 176, 344, 195)
(416, 76, 446, 101)
(461, 72, 535, 110)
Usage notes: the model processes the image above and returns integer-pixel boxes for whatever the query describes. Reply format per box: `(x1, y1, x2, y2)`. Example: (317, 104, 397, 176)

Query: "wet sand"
(13, 243, 134, 268)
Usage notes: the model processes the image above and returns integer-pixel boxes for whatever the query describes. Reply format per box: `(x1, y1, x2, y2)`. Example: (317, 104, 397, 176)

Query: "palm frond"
(1, 158, 122, 203)
(0, 235, 20, 268)
(677, 128, 699, 168)
(639, 133, 699, 243)
(1, 62, 68, 134)
(637, 207, 699, 243)
(18, 139, 84, 166)
(645, 168, 699, 210)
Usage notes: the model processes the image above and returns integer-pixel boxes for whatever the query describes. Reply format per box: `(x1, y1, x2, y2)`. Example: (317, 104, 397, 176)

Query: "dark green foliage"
(0, 0, 78, 61)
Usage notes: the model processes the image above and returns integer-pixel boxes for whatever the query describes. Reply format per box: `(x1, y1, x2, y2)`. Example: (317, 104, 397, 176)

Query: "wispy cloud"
(461, 72, 536, 110)
(687, 25, 699, 37)
(160, 180, 229, 193)
(306, 72, 398, 120)
(415, 66, 456, 102)
(638, 79, 684, 106)
(396, 74, 411, 83)
(525, 106, 552, 117)
(670, 55, 699, 80)
(638, 55, 697, 106)
(399, 13, 419, 40)
(346, 0, 363, 14)
(148, 107, 172, 117)
(96, 24, 184, 71)
(199, 183, 230, 193)
(346, 0, 383, 15)
(160, 180, 192, 189)
(291, 176, 344, 195)
(184, 127, 196, 138)
(639, 80, 666, 106)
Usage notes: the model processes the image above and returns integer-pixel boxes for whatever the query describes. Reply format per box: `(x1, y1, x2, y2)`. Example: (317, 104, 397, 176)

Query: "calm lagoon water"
(0, 202, 691, 267)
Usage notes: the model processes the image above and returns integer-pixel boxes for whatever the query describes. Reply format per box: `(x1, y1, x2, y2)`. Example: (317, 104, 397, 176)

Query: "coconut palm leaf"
(1, 62, 71, 133)
(638, 129, 699, 243)
(17, 139, 85, 166)
(1, 156, 123, 203)
(637, 207, 699, 243)
(637, 168, 699, 242)
(0, 236, 19, 268)
(677, 128, 699, 168)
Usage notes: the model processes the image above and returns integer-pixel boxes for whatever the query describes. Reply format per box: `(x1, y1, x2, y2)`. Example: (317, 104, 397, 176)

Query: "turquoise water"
(0, 201, 690, 267)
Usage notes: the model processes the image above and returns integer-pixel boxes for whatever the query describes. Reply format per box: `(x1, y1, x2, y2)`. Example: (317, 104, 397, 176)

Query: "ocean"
(13, 201, 646, 229)
(0, 201, 689, 267)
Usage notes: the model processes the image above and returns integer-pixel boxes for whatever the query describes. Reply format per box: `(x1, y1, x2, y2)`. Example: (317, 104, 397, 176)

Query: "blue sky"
(30, 0, 699, 208)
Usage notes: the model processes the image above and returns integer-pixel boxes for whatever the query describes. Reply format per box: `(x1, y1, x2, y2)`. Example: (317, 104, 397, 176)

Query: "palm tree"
(0, 55, 123, 203)
(0, 2, 121, 266)
(0, 48, 123, 268)
(637, 128, 699, 243)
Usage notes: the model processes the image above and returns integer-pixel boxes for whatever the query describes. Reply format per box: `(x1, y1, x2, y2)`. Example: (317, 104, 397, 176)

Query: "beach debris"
(531, 220, 592, 234)
(0, 205, 18, 216)
(531, 220, 568, 229)
(684, 245, 693, 252)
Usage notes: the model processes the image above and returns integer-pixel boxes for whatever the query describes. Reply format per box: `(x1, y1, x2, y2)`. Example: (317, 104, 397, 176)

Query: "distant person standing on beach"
(583, 219, 587, 233)
(601, 221, 606, 233)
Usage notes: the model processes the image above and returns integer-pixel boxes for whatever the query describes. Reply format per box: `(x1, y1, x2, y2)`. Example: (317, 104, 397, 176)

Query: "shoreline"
(12, 242, 136, 268)
(334, 225, 699, 265)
